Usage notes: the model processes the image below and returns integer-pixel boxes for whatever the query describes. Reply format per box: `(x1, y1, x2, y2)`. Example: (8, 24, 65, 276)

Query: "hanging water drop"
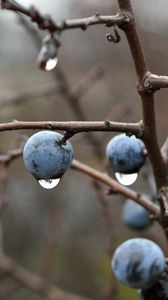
(38, 178, 60, 189)
(115, 172, 138, 186)
(38, 35, 59, 71)
(45, 57, 58, 71)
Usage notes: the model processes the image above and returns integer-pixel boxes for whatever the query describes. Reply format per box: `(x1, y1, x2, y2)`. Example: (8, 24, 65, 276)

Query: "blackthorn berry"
(106, 134, 146, 174)
(122, 198, 152, 230)
(112, 238, 165, 289)
(23, 131, 73, 180)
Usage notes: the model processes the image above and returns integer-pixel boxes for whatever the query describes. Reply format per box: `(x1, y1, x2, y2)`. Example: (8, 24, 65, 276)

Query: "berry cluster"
(23, 131, 165, 293)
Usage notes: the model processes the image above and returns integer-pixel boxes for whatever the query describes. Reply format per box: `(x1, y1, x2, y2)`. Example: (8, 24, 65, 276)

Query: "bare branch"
(0, 254, 92, 300)
(144, 73, 168, 93)
(118, 0, 167, 190)
(1, 0, 129, 32)
(72, 159, 160, 216)
(0, 120, 142, 135)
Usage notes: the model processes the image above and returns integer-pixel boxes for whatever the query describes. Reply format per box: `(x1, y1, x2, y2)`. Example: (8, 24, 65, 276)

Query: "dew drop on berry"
(38, 178, 60, 189)
(115, 172, 138, 186)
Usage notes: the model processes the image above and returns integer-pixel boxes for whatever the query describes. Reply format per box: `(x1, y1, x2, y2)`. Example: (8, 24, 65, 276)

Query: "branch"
(72, 159, 160, 216)
(144, 73, 168, 93)
(0, 120, 142, 135)
(118, 0, 167, 189)
(1, 0, 129, 32)
(0, 253, 92, 300)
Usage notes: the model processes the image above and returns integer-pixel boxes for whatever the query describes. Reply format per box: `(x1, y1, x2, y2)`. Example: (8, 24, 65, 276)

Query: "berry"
(122, 198, 152, 230)
(106, 134, 146, 174)
(112, 238, 165, 289)
(23, 131, 73, 180)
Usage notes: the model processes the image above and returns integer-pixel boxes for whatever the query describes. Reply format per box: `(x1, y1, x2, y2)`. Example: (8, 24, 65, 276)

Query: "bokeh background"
(0, 1, 168, 299)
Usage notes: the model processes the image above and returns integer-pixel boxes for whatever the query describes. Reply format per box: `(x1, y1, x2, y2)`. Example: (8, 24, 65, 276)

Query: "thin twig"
(1, 1, 129, 32)
(72, 159, 160, 216)
(0, 120, 143, 135)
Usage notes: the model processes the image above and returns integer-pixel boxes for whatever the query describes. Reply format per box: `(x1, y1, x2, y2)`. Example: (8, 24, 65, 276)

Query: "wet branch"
(1, 0, 129, 32)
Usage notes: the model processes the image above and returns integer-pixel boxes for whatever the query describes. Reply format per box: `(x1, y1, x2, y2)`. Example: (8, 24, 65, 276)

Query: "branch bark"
(1, 0, 129, 32)
(144, 74, 168, 93)
(0, 120, 142, 135)
(118, 0, 167, 189)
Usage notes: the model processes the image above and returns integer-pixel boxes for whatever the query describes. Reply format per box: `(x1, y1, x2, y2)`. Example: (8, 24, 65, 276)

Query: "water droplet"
(38, 178, 60, 189)
(115, 172, 138, 186)
(45, 57, 58, 71)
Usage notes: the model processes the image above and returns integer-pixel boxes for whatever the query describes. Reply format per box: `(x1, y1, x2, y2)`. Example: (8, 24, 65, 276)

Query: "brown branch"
(0, 120, 142, 135)
(0, 253, 92, 300)
(118, 0, 167, 189)
(72, 159, 160, 216)
(144, 73, 168, 93)
(1, 0, 129, 32)
(118, 0, 148, 82)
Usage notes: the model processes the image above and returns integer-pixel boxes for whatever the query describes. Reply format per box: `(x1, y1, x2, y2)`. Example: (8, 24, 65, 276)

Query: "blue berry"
(106, 134, 146, 174)
(112, 238, 165, 289)
(23, 131, 73, 180)
(122, 199, 152, 230)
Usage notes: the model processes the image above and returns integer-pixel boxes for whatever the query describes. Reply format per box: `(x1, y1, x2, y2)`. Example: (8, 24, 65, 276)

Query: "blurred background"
(0, 1, 168, 299)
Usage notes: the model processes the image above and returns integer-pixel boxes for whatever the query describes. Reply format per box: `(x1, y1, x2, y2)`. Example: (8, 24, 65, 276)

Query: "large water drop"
(38, 178, 60, 189)
(45, 57, 58, 71)
(115, 172, 138, 186)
